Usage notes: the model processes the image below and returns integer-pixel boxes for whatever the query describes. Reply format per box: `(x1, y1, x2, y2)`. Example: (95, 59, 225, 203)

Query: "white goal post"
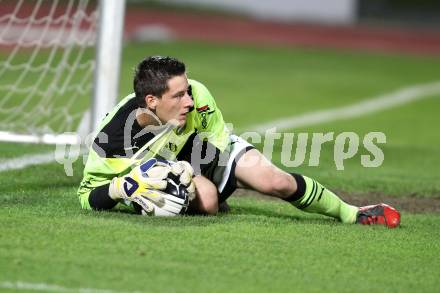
(0, 0, 125, 145)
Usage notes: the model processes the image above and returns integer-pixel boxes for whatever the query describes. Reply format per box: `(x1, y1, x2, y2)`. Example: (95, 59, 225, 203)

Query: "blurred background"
(123, 0, 440, 55)
(129, 0, 440, 26)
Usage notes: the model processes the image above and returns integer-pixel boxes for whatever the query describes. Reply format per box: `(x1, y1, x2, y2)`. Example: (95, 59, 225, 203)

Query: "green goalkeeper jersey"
(78, 79, 230, 209)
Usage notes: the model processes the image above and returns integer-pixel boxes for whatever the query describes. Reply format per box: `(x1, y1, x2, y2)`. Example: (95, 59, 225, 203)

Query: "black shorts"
(211, 135, 255, 202)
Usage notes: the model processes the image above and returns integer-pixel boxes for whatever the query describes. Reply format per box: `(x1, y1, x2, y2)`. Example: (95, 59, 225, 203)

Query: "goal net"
(0, 0, 124, 144)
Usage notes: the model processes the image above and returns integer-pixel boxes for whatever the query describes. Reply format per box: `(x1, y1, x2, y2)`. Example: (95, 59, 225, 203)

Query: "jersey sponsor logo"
(201, 112, 208, 129)
(196, 105, 209, 112)
(197, 105, 216, 114)
(197, 105, 215, 115)
(167, 142, 178, 152)
(197, 105, 214, 129)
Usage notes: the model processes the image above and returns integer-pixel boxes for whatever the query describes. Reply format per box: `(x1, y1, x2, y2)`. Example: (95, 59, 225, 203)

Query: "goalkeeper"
(78, 56, 400, 227)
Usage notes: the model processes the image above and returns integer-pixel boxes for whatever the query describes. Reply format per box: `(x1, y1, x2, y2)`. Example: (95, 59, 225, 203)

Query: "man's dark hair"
(133, 56, 186, 107)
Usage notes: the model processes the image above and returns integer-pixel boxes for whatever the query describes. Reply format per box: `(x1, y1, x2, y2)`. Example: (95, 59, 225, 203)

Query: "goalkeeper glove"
(108, 158, 171, 213)
(169, 160, 196, 201)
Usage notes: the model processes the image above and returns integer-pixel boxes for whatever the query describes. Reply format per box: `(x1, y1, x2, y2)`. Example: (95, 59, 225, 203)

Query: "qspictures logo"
(55, 119, 386, 176)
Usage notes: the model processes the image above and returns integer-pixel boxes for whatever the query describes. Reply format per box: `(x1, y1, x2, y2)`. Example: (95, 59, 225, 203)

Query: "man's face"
(153, 74, 194, 127)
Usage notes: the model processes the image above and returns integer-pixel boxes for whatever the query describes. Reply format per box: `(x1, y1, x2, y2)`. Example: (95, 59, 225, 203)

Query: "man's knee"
(235, 149, 296, 197)
(192, 176, 219, 215)
(198, 192, 218, 215)
(257, 170, 296, 197)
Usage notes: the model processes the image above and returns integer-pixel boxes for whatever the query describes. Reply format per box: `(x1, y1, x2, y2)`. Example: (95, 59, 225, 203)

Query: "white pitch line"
(0, 281, 142, 293)
(1, 81, 439, 173)
(247, 81, 440, 133)
(0, 152, 57, 172)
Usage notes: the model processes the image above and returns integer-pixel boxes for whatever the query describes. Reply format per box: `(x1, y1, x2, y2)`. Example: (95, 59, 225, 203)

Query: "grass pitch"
(1, 41, 440, 292)
(1, 167, 440, 292)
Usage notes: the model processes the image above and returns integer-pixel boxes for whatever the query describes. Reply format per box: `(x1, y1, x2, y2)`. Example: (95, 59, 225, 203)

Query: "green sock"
(291, 175, 358, 223)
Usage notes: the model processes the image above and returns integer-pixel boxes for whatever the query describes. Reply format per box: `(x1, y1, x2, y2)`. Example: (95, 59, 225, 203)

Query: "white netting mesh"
(0, 0, 98, 140)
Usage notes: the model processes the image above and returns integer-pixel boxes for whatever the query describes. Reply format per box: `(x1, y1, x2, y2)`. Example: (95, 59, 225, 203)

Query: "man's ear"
(145, 94, 158, 110)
